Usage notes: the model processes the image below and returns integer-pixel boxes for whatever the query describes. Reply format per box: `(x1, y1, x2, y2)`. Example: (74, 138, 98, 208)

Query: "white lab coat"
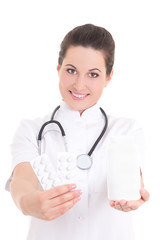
(6, 101, 145, 240)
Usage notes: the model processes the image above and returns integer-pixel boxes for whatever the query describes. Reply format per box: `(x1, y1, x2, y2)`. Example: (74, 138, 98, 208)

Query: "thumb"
(140, 188, 150, 202)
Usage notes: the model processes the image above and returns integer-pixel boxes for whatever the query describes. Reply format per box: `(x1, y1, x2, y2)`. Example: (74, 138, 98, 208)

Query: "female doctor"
(6, 24, 149, 240)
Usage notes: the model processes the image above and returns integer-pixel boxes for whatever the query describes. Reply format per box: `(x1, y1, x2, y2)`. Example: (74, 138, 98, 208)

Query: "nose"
(73, 74, 86, 91)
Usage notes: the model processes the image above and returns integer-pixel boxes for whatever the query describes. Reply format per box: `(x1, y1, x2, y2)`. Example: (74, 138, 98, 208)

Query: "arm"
(10, 162, 82, 220)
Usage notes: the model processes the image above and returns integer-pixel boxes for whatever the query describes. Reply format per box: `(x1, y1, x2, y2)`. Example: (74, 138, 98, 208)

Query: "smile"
(69, 91, 89, 100)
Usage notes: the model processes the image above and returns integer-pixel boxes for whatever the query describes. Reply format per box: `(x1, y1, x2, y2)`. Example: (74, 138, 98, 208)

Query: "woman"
(6, 24, 149, 240)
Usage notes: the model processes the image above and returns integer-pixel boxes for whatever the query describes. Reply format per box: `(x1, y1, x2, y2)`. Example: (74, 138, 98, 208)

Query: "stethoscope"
(38, 105, 108, 170)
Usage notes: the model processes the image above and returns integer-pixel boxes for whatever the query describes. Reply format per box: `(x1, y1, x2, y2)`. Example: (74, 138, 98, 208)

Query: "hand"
(22, 184, 82, 220)
(109, 188, 150, 212)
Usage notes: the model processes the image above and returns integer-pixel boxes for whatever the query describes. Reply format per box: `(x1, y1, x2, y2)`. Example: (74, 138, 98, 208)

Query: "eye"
(67, 69, 77, 75)
(89, 72, 99, 78)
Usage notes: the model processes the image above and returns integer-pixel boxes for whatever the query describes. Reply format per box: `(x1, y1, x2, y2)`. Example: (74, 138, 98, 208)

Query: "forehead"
(63, 46, 106, 69)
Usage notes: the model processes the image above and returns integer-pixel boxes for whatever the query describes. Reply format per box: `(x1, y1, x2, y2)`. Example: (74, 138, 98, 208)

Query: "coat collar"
(56, 101, 103, 123)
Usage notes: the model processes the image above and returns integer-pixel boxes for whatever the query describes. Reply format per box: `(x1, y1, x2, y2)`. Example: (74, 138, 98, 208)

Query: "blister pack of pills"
(30, 152, 78, 190)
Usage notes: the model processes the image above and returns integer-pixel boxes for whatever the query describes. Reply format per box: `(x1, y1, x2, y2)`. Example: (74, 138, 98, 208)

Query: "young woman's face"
(58, 46, 112, 114)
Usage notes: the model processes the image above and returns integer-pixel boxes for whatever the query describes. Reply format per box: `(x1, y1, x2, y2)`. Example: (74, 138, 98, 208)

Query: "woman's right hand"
(22, 184, 82, 221)
(10, 162, 82, 221)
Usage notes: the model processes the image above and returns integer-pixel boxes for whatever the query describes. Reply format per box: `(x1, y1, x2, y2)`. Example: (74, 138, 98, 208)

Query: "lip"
(69, 90, 89, 100)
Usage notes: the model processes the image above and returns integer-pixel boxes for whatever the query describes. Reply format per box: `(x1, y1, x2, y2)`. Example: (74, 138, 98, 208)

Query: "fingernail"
(77, 190, 82, 195)
(75, 196, 81, 202)
(141, 189, 146, 194)
(71, 184, 76, 189)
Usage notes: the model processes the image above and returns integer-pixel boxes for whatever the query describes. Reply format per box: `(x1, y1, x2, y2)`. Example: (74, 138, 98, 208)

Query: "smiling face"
(58, 46, 113, 114)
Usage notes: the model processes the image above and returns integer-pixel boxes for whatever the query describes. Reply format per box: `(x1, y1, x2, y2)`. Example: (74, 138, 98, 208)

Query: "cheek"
(92, 82, 106, 100)
(90, 79, 106, 92)
(94, 88, 104, 98)
(59, 72, 75, 88)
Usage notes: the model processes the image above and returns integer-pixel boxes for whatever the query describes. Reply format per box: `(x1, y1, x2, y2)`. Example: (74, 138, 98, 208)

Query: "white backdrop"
(0, 0, 160, 239)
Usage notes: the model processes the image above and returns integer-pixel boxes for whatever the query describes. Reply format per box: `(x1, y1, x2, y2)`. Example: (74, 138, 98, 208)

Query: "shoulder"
(104, 114, 145, 155)
(107, 114, 143, 136)
(13, 113, 51, 140)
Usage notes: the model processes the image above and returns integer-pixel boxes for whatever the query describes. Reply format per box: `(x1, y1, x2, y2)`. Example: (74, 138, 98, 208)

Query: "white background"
(0, 0, 160, 239)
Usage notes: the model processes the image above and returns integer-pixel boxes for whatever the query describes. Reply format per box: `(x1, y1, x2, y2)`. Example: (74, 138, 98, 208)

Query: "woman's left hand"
(110, 188, 150, 212)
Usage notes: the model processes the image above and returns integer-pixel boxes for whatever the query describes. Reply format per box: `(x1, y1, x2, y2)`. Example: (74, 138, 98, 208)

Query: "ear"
(105, 69, 113, 87)
(57, 65, 61, 72)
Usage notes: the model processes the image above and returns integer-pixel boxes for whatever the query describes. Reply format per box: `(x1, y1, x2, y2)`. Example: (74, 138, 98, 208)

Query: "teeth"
(72, 92, 87, 98)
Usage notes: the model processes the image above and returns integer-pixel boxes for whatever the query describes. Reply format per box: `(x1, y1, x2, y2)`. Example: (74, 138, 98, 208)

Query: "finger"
(115, 204, 133, 212)
(120, 204, 132, 212)
(119, 200, 131, 211)
(50, 190, 82, 208)
(113, 200, 136, 212)
(109, 200, 115, 207)
(114, 201, 123, 211)
(110, 200, 131, 212)
(48, 195, 81, 220)
(110, 200, 124, 211)
(119, 200, 127, 206)
(127, 189, 150, 209)
(140, 189, 150, 202)
(114, 206, 122, 211)
(45, 184, 77, 199)
(122, 207, 132, 212)
(126, 201, 139, 210)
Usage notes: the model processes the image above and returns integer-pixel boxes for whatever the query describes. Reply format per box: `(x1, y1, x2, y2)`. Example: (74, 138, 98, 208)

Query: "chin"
(66, 101, 86, 112)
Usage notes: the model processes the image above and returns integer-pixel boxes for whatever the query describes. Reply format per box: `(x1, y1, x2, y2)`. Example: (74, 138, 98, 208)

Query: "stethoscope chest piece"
(76, 154, 92, 170)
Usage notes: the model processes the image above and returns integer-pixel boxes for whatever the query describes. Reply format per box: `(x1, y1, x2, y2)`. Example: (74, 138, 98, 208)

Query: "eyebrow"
(65, 64, 77, 69)
(89, 68, 101, 73)
(65, 64, 101, 72)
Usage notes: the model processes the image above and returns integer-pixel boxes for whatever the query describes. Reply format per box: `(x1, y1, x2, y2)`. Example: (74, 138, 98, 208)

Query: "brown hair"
(58, 24, 115, 76)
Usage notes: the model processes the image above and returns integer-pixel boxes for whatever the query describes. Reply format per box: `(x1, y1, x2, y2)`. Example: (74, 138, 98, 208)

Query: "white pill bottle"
(106, 136, 141, 201)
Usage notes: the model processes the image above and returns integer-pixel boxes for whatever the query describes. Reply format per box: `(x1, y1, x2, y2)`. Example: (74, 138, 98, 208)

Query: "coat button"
(77, 216, 83, 220)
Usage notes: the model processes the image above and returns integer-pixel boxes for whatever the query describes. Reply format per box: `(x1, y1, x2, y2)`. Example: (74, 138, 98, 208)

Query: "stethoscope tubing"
(88, 107, 108, 156)
(37, 106, 108, 164)
(38, 120, 65, 141)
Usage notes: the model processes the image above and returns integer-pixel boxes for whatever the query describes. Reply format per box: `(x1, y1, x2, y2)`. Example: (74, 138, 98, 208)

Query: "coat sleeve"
(5, 119, 40, 191)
